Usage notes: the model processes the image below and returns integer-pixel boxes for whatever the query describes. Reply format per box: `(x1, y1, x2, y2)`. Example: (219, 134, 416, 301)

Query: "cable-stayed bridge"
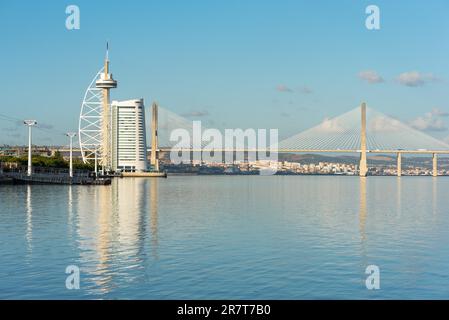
(278, 106, 449, 152)
(156, 104, 449, 152)
(152, 103, 449, 177)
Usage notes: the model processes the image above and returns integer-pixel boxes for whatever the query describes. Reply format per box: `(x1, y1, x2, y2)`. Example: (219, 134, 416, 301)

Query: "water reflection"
(67, 185, 74, 239)
(3, 176, 449, 298)
(96, 185, 114, 292)
(359, 177, 367, 269)
(75, 178, 160, 294)
(25, 185, 32, 253)
(359, 177, 367, 244)
(432, 178, 437, 217)
(396, 177, 402, 218)
(150, 179, 159, 259)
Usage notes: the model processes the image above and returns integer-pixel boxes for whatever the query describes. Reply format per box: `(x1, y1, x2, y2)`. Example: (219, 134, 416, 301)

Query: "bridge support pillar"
(151, 102, 160, 172)
(359, 153, 368, 177)
(359, 102, 368, 177)
(397, 152, 402, 177)
(432, 153, 438, 177)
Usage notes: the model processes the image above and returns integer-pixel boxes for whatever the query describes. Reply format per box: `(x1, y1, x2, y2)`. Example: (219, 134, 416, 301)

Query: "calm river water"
(1, 176, 448, 299)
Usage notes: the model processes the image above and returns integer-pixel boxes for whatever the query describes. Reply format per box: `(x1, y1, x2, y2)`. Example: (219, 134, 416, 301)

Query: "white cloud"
(430, 108, 449, 117)
(276, 85, 293, 93)
(317, 117, 346, 133)
(397, 71, 439, 87)
(181, 110, 209, 117)
(358, 70, 384, 84)
(368, 116, 402, 132)
(409, 110, 447, 131)
(276, 84, 313, 94)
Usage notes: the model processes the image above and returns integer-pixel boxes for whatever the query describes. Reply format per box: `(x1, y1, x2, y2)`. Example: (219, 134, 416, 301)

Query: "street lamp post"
(23, 120, 37, 176)
(66, 132, 77, 178)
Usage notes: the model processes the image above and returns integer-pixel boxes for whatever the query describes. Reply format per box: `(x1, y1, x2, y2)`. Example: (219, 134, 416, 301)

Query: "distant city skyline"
(1, 0, 449, 146)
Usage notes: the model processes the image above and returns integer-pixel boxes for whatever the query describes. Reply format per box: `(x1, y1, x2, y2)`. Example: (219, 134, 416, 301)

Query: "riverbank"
(0, 176, 13, 184)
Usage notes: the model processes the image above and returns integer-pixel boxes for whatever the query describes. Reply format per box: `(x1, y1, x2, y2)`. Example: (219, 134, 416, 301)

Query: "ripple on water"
(1, 176, 449, 299)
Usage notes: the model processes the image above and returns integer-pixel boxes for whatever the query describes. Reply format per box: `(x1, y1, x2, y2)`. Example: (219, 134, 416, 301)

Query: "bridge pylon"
(359, 102, 368, 177)
(433, 153, 438, 177)
(397, 152, 402, 177)
(151, 102, 160, 172)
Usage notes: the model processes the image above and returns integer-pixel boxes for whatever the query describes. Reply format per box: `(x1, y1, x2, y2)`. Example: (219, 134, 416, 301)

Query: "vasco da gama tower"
(95, 43, 118, 171)
(79, 44, 148, 173)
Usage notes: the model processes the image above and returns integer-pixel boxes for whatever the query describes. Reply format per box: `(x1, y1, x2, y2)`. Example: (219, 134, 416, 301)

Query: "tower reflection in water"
(359, 177, 367, 246)
(75, 178, 159, 294)
(13, 176, 446, 298)
(359, 177, 367, 274)
(26, 185, 33, 253)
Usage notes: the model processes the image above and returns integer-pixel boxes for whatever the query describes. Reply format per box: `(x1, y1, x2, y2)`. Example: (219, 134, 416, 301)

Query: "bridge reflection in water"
(13, 176, 448, 299)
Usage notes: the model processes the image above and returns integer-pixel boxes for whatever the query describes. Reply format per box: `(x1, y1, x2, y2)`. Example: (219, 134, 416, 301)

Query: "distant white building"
(111, 99, 148, 172)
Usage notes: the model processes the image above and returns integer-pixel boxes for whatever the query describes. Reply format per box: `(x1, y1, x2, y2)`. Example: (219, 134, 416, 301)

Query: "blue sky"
(1, 0, 449, 145)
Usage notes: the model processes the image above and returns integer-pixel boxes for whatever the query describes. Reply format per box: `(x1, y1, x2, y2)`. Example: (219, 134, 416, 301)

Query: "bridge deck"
(159, 148, 449, 154)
